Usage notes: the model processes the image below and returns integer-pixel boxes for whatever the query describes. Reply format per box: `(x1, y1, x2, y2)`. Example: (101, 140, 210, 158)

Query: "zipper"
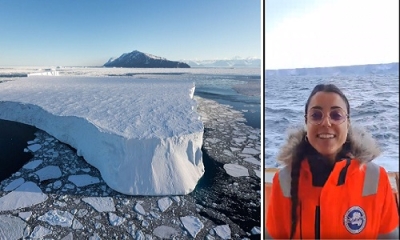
(315, 206, 321, 239)
(300, 201, 303, 239)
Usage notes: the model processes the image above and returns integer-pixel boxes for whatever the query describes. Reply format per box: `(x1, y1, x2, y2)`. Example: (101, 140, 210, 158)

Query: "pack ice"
(0, 76, 204, 195)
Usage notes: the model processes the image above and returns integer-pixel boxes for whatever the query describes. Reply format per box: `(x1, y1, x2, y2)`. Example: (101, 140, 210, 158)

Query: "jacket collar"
(277, 124, 381, 167)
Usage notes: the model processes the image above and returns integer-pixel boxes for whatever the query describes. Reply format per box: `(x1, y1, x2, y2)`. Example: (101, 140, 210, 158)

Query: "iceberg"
(0, 76, 204, 195)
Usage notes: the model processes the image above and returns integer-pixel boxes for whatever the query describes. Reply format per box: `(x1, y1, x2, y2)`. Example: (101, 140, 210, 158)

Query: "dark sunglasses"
(305, 108, 348, 125)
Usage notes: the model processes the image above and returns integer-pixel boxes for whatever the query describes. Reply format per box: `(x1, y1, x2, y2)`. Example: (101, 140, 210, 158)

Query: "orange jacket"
(266, 159, 399, 239)
(265, 126, 399, 239)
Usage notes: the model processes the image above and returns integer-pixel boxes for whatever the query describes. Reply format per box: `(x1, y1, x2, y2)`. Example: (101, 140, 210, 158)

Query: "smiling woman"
(264, 84, 399, 239)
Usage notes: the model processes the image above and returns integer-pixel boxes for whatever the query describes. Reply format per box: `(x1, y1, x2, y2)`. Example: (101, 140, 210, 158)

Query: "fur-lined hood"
(277, 124, 381, 166)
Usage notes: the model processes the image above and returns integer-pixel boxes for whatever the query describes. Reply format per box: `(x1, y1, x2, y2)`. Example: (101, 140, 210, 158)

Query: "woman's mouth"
(317, 133, 335, 139)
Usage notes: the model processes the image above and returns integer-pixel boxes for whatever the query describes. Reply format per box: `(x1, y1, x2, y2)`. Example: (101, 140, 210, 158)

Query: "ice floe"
(4, 178, 24, 191)
(214, 224, 232, 239)
(68, 174, 100, 187)
(180, 215, 204, 238)
(0, 182, 48, 211)
(158, 197, 173, 212)
(34, 165, 62, 182)
(22, 159, 43, 170)
(38, 210, 74, 227)
(223, 164, 250, 177)
(82, 197, 116, 212)
(0, 215, 27, 239)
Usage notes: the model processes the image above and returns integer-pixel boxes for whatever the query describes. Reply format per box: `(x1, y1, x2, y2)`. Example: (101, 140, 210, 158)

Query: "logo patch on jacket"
(344, 206, 366, 234)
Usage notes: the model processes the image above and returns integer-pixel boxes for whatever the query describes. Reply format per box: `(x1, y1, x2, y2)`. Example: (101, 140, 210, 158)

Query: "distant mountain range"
(104, 50, 260, 68)
(104, 50, 190, 68)
(265, 62, 399, 76)
(183, 57, 261, 68)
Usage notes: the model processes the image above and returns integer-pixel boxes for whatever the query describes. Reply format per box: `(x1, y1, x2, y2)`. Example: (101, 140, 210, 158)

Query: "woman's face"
(306, 91, 349, 160)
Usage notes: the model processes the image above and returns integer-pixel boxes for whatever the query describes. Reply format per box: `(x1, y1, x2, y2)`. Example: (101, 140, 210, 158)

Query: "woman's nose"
(320, 114, 332, 127)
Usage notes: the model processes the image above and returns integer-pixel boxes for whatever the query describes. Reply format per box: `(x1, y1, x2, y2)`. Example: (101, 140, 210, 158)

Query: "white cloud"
(265, 0, 399, 69)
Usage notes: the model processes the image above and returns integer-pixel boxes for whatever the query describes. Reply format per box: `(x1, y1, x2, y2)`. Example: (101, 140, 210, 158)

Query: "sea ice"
(242, 147, 260, 155)
(30, 225, 52, 239)
(251, 226, 261, 235)
(157, 197, 173, 212)
(108, 213, 125, 226)
(4, 178, 25, 191)
(0, 76, 204, 195)
(134, 203, 146, 216)
(82, 197, 116, 212)
(0, 182, 48, 211)
(180, 216, 204, 238)
(18, 211, 32, 221)
(223, 164, 249, 177)
(61, 232, 74, 240)
(34, 165, 62, 182)
(38, 210, 74, 227)
(153, 225, 179, 239)
(68, 174, 100, 187)
(242, 156, 261, 166)
(27, 143, 42, 152)
(22, 160, 43, 170)
(0, 215, 27, 239)
(213, 225, 231, 239)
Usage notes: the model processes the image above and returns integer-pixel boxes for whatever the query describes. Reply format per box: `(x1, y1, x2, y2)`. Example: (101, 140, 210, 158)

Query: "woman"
(265, 84, 399, 239)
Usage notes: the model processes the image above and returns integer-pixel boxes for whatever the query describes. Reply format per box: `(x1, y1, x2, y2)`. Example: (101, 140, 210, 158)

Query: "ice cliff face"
(104, 50, 191, 68)
(0, 76, 204, 196)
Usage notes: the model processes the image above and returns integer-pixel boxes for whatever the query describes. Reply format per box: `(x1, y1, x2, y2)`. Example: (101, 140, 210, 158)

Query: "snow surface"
(0, 182, 48, 211)
(0, 215, 27, 239)
(0, 76, 204, 195)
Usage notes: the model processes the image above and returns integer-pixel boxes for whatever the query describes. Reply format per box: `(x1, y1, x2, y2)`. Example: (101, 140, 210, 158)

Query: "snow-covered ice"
(134, 202, 147, 216)
(3, 178, 24, 191)
(108, 213, 125, 226)
(68, 174, 100, 187)
(214, 225, 232, 239)
(34, 165, 62, 182)
(82, 197, 116, 212)
(223, 164, 250, 177)
(0, 76, 204, 195)
(22, 159, 43, 170)
(0, 215, 27, 239)
(18, 211, 32, 221)
(153, 225, 179, 239)
(180, 216, 204, 238)
(27, 143, 42, 152)
(158, 197, 173, 212)
(0, 182, 48, 211)
(38, 210, 74, 227)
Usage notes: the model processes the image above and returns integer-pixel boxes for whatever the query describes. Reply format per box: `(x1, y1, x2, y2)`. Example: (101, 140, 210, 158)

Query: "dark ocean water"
(194, 74, 261, 129)
(0, 119, 37, 181)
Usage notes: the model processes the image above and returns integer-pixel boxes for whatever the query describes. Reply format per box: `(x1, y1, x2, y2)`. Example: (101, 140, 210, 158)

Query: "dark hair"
(289, 84, 351, 239)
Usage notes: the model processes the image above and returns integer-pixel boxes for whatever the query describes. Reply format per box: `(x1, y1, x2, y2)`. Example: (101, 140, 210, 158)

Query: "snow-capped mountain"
(183, 57, 261, 68)
(265, 62, 399, 76)
(104, 51, 190, 68)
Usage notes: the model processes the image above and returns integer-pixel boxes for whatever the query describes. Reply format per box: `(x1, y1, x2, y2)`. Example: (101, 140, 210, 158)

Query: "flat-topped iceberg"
(0, 76, 204, 195)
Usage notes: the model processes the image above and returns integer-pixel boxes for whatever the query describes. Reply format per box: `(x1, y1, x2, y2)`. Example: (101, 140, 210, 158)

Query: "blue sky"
(265, 0, 399, 69)
(0, 0, 261, 66)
